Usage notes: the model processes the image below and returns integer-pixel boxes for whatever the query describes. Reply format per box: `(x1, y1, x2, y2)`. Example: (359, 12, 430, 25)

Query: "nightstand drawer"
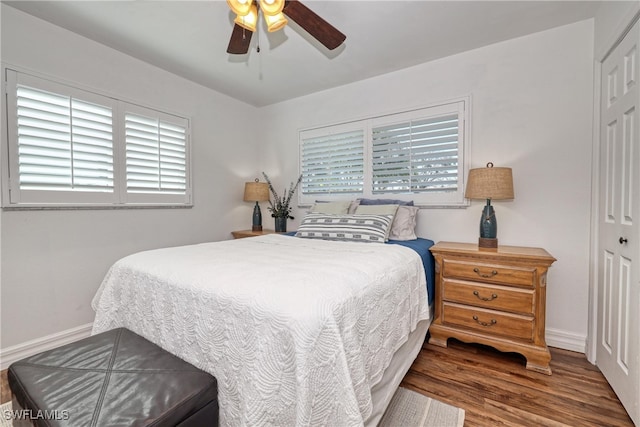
(443, 279, 534, 314)
(442, 303, 534, 341)
(442, 259, 535, 288)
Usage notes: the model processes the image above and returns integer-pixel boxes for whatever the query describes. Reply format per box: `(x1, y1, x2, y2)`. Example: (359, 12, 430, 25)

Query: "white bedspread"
(91, 234, 429, 426)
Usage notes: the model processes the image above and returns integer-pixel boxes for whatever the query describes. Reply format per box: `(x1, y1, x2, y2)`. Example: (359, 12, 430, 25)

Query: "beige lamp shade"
(244, 180, 270, 202)
(465, 163, 514, 200)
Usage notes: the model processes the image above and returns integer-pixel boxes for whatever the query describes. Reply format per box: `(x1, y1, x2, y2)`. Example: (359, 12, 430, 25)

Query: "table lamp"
(465, 162, 514, 249)
(243, 179, 270, 232)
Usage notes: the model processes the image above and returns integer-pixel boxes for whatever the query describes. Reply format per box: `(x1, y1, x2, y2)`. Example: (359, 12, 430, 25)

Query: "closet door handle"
(619, 237, 628, 244)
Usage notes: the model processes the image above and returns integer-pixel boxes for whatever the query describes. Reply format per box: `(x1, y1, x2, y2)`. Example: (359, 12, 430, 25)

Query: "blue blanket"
(387, 238, 435, 305)
(284, 232, 435, 305)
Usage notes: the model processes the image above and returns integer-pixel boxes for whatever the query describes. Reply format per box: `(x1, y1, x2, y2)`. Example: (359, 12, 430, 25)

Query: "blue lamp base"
(252, 201, 263, 232)
(479, 199, 498, 249)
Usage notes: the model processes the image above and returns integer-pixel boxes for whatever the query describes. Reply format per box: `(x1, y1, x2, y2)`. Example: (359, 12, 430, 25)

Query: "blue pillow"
(358, 198, 414, 206)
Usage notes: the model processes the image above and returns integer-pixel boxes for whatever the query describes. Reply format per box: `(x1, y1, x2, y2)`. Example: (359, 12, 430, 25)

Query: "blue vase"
(275, 217, 287, 233)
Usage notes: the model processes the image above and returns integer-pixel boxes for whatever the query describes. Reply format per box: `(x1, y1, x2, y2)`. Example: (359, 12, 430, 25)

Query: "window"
(299, 100, 468, 207)
(3, 69, 191, 208)
(124, 107, 188, 199)
(300, 123, 364, 196)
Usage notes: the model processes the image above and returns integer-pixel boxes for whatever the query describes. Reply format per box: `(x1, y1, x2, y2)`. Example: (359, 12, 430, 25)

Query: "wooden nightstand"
(231, 229, 278, 239)
(428, 241, 556, 374)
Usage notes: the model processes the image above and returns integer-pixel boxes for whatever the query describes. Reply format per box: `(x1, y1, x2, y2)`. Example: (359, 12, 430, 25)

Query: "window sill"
(1, 203, 194, 211)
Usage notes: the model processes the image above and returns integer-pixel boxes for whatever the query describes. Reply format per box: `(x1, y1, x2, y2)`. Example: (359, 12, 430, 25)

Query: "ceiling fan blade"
(227, 24, 253, 54)
(283, 0, 345, 50)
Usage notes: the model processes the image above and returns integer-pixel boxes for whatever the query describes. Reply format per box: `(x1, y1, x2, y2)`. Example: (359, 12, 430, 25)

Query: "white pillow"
(354, 204, 399, 216)
(388, 206, 419, 240)
(347, 199, 360, 214)
(310, 200, 352, 214)
(354, 204, 399, 241)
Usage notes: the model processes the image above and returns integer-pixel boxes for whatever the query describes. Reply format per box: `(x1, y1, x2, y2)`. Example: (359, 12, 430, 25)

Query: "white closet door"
(597, 17, 640, 427)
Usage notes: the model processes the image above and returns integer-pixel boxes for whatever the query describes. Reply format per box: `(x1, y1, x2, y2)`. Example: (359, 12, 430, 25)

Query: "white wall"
(0, 6, 600, 355)
(0, 5, 260, 348)
(594, 1, 640, 60)
(258, 20, 595, 350)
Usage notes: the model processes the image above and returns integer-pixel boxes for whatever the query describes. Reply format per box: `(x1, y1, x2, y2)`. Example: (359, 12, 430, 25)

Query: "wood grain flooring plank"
(401, 339, 634, 427)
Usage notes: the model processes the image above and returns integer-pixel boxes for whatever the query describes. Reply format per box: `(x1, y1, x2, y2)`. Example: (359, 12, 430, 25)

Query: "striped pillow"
(295, 213, 394, 243)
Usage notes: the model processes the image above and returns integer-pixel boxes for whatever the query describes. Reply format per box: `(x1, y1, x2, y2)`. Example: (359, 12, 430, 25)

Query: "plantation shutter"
(300, 127, 365, 200)
(371, 113, 459, 194)
(5, 69, 192, 208)
(298, 100, 467, 206)
(125, 112, 187, 195)
(15, 85, 114, 192)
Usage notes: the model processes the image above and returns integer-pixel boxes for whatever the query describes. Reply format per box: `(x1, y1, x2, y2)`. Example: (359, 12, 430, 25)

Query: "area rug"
(0, 388, 465, 427)
(380, 387, 465, 427)
(0, 402, 12, 427)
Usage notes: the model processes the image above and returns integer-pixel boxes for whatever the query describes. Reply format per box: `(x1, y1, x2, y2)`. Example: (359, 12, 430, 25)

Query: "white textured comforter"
(91, 234, 429, 426)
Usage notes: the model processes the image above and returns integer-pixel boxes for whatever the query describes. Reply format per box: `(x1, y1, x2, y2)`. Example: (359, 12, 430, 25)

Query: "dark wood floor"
(402, 339, 634, 426)
(1, 340, 633, 426)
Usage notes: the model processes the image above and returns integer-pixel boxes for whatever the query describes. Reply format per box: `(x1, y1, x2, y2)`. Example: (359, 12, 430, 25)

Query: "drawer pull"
(473, 268, 498, 278)
(473, 315, 497, 327)
(473, 290, 498, 301)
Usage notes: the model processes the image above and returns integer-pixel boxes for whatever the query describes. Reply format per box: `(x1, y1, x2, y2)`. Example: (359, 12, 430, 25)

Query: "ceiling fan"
(226, 0, 346, 54)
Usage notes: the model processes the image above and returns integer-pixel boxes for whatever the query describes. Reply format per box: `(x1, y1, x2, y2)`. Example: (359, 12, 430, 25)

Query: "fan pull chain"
(256, 20, 261, 53)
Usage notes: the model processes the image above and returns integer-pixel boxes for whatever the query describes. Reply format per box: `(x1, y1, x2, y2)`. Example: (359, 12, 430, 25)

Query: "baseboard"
(0, 323, 93, 370)
(546, 328, 587, 354)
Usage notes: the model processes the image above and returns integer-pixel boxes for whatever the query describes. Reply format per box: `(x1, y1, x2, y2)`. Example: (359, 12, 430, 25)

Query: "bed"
(91, 234, 434, 426)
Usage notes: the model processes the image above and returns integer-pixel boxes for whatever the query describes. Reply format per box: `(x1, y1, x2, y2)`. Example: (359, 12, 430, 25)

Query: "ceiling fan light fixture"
(226, 0, 346, 55)
(234, 3, 258, 32)
(259, 0, 284, 16)
(227, 0, 253, 16)
(264, 12, 288, 32)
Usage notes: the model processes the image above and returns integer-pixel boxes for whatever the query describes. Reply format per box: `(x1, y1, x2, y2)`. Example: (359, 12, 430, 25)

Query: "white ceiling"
(4, 0, 604, 107)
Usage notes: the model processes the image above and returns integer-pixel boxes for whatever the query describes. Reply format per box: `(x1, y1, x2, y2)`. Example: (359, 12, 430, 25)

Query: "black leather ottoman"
(8, 328, 218, 427)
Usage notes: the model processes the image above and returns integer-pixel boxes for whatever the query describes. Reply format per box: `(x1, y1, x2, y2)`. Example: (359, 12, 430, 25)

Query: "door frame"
(587, 7, 640, 363)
